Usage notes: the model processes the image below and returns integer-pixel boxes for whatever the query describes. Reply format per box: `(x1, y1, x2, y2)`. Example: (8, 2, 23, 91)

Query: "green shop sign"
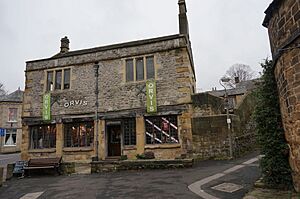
(146, 80, 157, 113)
(43, 93, 51, 121)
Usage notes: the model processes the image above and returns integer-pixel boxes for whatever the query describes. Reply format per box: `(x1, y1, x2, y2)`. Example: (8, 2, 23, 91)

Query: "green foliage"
(254, 59, 292, 189)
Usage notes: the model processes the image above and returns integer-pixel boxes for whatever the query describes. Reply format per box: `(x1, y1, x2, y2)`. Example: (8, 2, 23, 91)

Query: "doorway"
(107, 124, 121, 157)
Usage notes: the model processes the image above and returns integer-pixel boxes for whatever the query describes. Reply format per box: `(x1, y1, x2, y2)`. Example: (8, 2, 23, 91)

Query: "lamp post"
(93, 62, 99, 161)
(219, 77, 233, 158)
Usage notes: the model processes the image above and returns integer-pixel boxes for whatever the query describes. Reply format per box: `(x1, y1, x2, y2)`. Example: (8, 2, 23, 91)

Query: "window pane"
(136, 58, 144, 81)
(55, 70, 62, 90)
(5, 129, 17, 145)
(123, 118, 136, 145)
(126, 59, 134, 82)
(47, 71, 54, 91)
(8, 108, 17, 121)
(64, 122, 94, 147)
(145, 115, 178, 144)
(64, 69, 70, 89)
(29, 125, 56, 149)
(146, 56, 155, 79)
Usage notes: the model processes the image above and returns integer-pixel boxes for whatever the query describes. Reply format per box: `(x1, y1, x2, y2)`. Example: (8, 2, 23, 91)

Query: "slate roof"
(0, 89, 23, 102)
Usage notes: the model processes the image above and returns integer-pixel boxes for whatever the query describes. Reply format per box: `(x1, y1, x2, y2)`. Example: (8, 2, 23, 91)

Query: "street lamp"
(93, 62, 99, 161)
(219, 77, 233, 158)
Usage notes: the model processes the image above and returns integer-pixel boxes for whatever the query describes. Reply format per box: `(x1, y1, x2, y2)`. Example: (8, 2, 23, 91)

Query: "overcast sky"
(0, 0, 272, 93)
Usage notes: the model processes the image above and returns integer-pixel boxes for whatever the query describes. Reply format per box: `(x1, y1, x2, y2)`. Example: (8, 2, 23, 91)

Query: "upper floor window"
(8, 108, 17, 122)
(125, 56, 155, 82)
(46, 68, 70, 91)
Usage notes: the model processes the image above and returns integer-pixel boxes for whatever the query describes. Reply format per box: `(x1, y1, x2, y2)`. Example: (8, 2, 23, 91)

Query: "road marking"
(188, 155, 260, 199)
(19, 192, 44, 199)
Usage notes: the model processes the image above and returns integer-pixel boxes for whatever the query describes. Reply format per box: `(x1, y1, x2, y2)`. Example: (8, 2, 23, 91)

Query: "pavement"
(0, 152, 261, 199)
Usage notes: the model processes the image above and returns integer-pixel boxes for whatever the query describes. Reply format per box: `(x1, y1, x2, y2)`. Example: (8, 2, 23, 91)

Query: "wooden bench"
(24, 157, 62, 176)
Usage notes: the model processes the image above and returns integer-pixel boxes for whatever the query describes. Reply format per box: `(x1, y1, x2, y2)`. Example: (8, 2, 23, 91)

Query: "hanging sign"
(43, 93, 51, 121)
(146, 80, 157, 113)
(0, 128, 5, 137)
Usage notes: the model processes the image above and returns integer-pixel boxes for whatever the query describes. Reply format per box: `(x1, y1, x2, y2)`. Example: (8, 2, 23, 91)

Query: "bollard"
(0, 167, 3, 187)
(6, 163, 15, 180)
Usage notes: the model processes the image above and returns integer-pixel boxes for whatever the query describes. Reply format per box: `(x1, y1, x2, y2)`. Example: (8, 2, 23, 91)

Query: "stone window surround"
(123, 54, 157, 83)
(8, 108, 18, 122)
(44, 67, 72, 92)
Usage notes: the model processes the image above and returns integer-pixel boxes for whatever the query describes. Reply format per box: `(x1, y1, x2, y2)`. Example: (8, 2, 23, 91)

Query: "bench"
(24, 157, 62, 176)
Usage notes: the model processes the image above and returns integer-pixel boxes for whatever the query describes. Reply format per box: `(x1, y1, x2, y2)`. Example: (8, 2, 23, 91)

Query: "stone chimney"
(60, 36, 70, 53)
(234, 77, 240, 84)
(178, 0, 189, 36)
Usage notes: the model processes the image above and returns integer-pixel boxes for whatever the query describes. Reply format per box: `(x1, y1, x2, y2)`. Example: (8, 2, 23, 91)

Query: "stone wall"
(264, 0, 300, 191)
(23, 36, 195, 119)
(192, 92, 223, 117)
(192, 92, 257, 159)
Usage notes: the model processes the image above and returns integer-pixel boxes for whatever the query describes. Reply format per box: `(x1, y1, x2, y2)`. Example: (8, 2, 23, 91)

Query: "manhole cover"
(211, 183, 243, 193)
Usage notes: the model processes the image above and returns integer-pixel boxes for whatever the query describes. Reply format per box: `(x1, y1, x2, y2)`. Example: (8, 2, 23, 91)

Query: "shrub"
(254, 59, 292, 189)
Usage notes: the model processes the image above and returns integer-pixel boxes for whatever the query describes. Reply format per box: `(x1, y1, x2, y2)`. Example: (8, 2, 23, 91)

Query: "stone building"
(0, 88, 23, 153)
(263, 0, 300, 191)
(21, 0, 196, 163)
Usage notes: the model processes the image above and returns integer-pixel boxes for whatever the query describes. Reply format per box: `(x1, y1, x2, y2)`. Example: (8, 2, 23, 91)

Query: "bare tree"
(0, 82, 7, 96)
(223, 64, 256, 88)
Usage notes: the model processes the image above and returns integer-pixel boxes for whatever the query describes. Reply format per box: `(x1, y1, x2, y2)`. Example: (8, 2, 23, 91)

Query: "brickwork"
(264, 0, 300, 191)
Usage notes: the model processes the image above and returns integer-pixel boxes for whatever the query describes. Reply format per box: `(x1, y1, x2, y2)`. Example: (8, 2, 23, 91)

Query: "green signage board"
(43, 93, 51, 121)
(146, 80, 157, 113)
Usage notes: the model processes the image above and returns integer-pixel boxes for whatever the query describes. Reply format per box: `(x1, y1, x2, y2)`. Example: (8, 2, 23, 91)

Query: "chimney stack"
(178, 0, 189, 36)
(235, 76, 240, 84)
(60, 36, 70, 53)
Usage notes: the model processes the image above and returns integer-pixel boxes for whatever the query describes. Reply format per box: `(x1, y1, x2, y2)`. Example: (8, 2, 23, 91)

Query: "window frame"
(123, 118, 136, 146)
(145, 115, 179, 145)
(63, 122, 94, 148)
(124, 55, 156, 83)
(29, 124, 56, 149)
(4, 129, 17, 146)
(45, 68, 71, 92)
(8, 108, 18, 122)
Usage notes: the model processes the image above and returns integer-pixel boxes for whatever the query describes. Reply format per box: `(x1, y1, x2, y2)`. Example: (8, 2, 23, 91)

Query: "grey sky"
(0, 0, 272, 93)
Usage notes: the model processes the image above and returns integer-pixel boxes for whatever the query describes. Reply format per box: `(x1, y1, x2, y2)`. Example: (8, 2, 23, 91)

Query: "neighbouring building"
(263, 0, 300, 191)
(21, 0, 196, 163)
(0, 88, 23, 153)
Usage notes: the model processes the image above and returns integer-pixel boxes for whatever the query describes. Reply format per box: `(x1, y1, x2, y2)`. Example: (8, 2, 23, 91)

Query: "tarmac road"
(0, 152, 260, 199)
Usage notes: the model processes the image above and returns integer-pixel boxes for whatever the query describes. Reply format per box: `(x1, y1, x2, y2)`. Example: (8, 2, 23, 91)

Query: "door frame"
(105, 120, 123, 157)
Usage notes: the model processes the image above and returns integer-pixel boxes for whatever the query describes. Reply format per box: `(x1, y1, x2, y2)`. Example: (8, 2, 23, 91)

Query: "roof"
(208, 79, 260, 97)
(263, 0, 284, 27)
(0, 89, 23, 103)
(26, 34, 187, 63)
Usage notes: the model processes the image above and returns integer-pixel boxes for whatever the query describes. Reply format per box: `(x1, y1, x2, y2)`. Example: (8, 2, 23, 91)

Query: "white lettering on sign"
(64, 100, 88, 108)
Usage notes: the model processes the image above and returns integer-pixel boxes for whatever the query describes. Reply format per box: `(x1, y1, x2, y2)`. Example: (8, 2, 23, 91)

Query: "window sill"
(145, 143, 181, 149)
(28, 148, 56, 153)
(4, 145, 16, 147)
(123, 145, 137, 150)
(63, 147, 93, 152)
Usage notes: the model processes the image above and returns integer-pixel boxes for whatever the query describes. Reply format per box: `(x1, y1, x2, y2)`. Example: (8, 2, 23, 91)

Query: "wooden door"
(107, 125, 121, 156)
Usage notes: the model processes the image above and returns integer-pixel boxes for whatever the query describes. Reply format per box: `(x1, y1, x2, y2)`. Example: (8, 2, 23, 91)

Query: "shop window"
(30, 125, 56, 149)
(125, 56, 155, 82)
(5, 129, 17, 146)
(46, 68, 70, 91)
(64, 122, 94, 147)
(8, 108, 17, 122)
(123, 118, 136, 145)
(145, 115, 179, 144)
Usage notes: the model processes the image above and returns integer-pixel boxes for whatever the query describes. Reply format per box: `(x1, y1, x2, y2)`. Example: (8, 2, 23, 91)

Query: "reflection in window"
(126, 59, 134, 82)
(47, 71, 54, 91)
(64, 69, 70, 89)
(123, 118, 136, 145)
(8, 108, 17, 122)
(136, 58, 144, 81)
(30, 125, 56, 149)
(55, 70, 62, 90)
(64, 122, 94, 147)
(5, 129, 17, 146)
(146, 56, 154, 79)
(145, 115, 179, 144)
